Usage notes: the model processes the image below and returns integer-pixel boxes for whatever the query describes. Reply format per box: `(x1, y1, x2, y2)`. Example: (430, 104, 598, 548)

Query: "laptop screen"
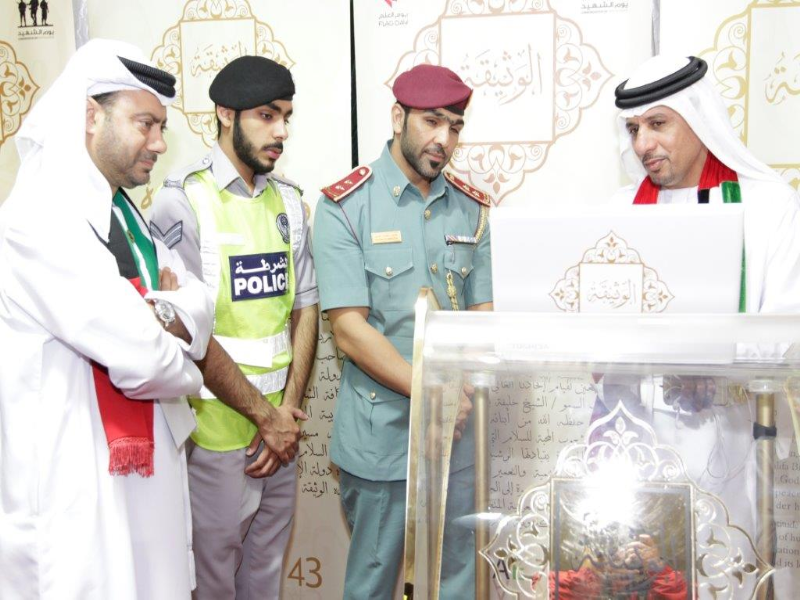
(491, 203, 744, 314)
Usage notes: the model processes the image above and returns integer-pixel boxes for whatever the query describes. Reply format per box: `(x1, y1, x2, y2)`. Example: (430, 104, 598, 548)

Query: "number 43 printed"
(287, 557, 322, 588)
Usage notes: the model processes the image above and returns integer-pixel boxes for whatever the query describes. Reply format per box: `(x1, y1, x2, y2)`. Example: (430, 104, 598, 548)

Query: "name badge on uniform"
(230, 252, 289, 301)
(371, 230, 402, 245)
(445, 234, 477, 245)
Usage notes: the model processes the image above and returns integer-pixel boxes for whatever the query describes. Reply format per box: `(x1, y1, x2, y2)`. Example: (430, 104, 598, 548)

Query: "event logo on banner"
(387, 0, 612, 204)
(700, 0, 800, 189)
(0, 41, 39, 148)
(151, 0, 294, 148)
(15, 0, 55, 40)
(549, 232, 673, 313)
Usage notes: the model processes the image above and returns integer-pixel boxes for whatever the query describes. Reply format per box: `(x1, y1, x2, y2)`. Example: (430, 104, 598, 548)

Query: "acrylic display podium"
(403, 289, 800, 600)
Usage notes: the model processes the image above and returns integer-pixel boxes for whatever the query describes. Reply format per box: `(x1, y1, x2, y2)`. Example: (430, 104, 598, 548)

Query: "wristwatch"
(152, 299, 176, 329)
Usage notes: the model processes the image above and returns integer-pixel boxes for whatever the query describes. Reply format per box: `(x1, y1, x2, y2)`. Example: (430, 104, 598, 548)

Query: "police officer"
(150, 56, 319, 600)
(314, 64, 493, 599)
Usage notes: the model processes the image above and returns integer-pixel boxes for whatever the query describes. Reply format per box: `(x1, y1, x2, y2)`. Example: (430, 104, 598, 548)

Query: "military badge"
(276, 213, 290, 244)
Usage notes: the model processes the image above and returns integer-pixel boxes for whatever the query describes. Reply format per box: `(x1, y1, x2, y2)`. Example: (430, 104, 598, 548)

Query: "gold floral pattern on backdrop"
(550, 232, 674, 313)
(0, 40, 39, 148)
(388, 0, 611, 204)
(151, 0, 294, 147)
(700, 0, 800, 189)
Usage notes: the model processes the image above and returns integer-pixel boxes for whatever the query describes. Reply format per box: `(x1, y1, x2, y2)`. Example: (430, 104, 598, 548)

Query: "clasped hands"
(155, 268, 308, 479)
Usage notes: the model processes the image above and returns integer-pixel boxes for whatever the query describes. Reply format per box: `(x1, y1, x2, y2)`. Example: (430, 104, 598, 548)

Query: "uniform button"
(385, 266, 393, 277)
(424, 209, 431, 220)
(393, 186, 402, 197)
(430, 263, 438, 274)
(461, 267, 468, 277)
(370, 391, 377, 400)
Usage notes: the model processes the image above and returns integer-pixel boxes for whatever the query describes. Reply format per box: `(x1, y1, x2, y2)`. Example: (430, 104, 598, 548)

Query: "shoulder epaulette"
(163, 154, 212, 189)
(444, 171, 492, 207)
(272, 172, 304, 196)
(321, 166, 372, 202)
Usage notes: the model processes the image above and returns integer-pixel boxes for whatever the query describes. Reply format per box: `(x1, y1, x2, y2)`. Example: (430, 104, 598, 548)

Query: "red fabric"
(92, 276, 155, 477)
(633, 152, 738, 205)
(537, 565, 688, 599)
(632, 174, 661, 205)
(392, 64, 472, 111)
(697, 152, 738, 189)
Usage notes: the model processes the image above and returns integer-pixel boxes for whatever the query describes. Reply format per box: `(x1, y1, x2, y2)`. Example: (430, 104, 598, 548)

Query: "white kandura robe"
(0, 38, 214, 599)
(611, 173, 800, 314)
(609, 174, 800, 592)
(0, 182, 213, 599)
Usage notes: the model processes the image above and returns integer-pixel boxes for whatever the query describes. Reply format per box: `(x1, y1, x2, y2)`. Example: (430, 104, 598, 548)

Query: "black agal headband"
(118, 56, 176, 99)
(614, 56, 707, 109)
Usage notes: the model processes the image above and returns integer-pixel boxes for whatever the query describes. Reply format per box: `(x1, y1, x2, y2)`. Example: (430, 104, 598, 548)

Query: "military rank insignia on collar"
(321, 166, 372, 202)
(444, 171, 492, 207)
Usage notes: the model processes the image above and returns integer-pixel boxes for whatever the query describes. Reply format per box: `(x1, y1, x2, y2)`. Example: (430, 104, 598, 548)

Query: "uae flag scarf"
(93, 190, 160, 477)
(632, 151, 739, 205)
(632, 151, 746, 312)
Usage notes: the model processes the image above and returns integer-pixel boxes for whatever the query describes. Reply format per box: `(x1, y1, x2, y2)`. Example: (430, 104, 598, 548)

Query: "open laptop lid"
(491, 204, 744, 313)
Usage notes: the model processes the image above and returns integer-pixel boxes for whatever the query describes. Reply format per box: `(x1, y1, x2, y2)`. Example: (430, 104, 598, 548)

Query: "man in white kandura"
(613, 54, 800, 312)
(610, 54, 800, 579)
(0, 39, 214, 599)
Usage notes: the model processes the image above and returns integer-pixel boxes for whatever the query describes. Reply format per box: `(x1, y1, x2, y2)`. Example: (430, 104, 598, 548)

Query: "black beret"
(209, 56, 295, 110)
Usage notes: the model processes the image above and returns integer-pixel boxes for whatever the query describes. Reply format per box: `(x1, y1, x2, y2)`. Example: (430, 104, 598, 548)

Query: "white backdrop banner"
(0, 0, 75, 202)
(661, 0, 800, 190)
(661, 5, 800, 587)
(86, 1, 352, 598)
(623, 0, 800, 594)
(354, 0, 654, 208)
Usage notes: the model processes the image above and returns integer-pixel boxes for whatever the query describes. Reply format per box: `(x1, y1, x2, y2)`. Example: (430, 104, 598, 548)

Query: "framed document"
(552, 479, 693, 599)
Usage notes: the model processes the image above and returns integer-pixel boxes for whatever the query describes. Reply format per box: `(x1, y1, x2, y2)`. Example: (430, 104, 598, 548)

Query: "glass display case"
(403, 290, 800, 600)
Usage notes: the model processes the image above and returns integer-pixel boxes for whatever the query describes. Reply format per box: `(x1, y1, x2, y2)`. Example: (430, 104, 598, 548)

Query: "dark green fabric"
(112, 191, 159, 290)
(721, 181, 745, 313)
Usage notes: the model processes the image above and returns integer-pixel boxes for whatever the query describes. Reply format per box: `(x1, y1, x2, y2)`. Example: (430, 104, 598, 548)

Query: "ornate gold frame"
(0, 40, 39, 148)
(387, 0, 611, 204)
(150, 0, 293, 148)
(482, 402, 772, 599)
(699, 0, 800, 189)
(550, 231, 674, 313)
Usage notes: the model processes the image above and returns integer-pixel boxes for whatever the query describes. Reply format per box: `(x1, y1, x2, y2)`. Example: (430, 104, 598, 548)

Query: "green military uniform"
(313, 142, 493, 599)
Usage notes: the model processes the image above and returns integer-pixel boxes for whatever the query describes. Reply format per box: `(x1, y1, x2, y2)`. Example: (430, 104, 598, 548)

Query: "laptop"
(491, 203, 744, 314)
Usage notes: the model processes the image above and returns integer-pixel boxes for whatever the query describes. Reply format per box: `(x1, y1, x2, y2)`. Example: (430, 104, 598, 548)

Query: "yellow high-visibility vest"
(184, 169, 302, 451)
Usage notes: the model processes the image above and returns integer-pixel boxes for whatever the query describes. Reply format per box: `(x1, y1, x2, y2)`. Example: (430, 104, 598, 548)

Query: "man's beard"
(233, 113, 282, 175)
(96, 122, 156, 189)
(400, 123, 448, 181)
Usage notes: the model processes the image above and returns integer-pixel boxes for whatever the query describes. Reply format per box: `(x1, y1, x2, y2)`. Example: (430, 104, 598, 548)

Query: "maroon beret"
(392, 64, 472, 115)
